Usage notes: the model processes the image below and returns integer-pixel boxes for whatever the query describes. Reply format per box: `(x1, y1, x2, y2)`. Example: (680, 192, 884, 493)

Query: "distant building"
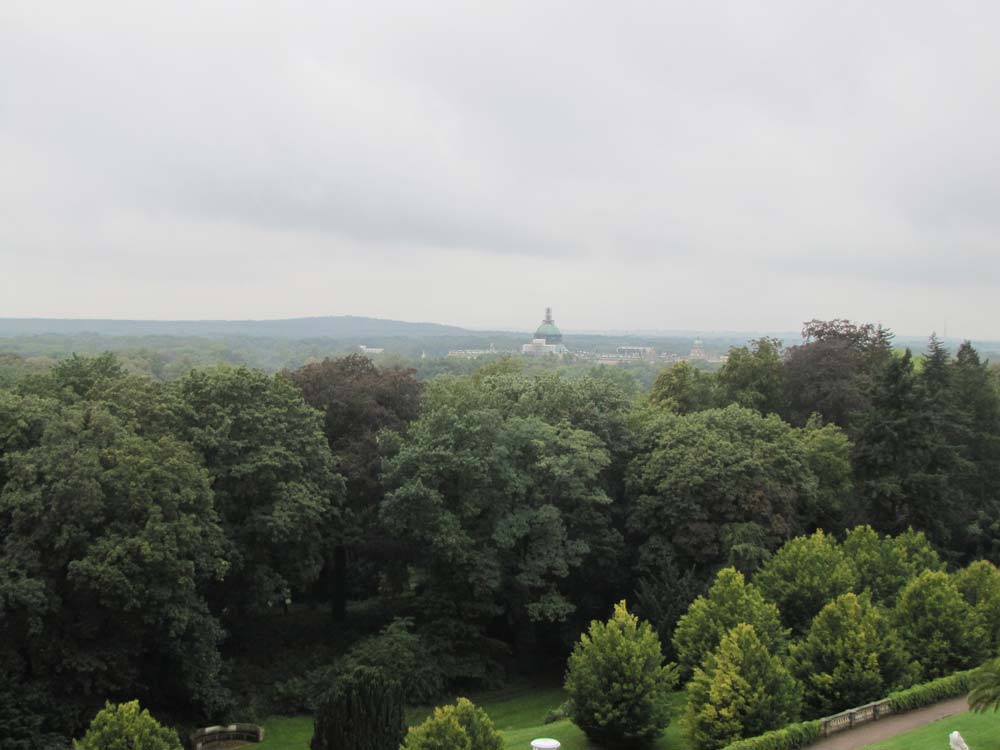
(688, 338, 707, 361)
(358, 345, 384, 355)
(447, 343, 503, 359)
(522, 308, 568, 356)
(617, 346, 656, 361)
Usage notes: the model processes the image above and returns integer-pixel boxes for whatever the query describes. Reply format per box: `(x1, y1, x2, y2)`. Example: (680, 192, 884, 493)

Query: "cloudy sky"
(3, 1, 999, 337)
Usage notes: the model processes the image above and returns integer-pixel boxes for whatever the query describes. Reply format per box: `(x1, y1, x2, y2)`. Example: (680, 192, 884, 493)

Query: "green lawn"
(256, 683, 690, 750)
(865, 710, 1000, 750)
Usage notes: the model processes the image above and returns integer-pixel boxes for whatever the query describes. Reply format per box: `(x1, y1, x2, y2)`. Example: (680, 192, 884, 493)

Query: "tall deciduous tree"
(0, 404, 230, 733)
(649, 362, 716, 414)
(381, 373, 623, 653)
(173, 367, 343, 615)
(782, 320, 893, 430)
(716, 338, 786, 415)
(627, 406, 822, 573)
(287, 355, 422, 619)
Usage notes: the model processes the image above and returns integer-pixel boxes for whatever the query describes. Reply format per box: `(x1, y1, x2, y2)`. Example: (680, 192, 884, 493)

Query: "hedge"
(887, 670, 973, 713)
(719, 669, 974, 750)
(719, 721, 821, 750)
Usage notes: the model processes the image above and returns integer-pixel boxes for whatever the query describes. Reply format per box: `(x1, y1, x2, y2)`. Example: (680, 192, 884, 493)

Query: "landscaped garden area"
(256, 684, 689, 750)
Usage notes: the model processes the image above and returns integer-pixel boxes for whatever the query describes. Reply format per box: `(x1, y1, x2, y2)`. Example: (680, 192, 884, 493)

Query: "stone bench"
(190, 724, 265, 749)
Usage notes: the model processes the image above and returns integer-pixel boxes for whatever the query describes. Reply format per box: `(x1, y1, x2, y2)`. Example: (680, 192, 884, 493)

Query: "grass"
(256, 682, 691, 750)
(865, 710, 1000, 749)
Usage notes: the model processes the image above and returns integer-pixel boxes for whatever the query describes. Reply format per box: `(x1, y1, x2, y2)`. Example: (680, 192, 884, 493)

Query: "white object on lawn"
(530, 740, 561, 750)
(950, 730, 969, 750)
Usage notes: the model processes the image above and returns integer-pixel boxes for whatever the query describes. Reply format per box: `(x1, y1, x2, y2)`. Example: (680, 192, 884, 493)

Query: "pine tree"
(683, 624, 802, 750)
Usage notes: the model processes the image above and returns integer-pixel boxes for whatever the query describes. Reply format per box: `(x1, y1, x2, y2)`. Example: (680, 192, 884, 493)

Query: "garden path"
(810, 696, 969, 749)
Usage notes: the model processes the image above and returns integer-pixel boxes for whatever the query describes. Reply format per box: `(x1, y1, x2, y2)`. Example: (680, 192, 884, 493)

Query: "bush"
(720, 721, 821, 750)
(565, 600, 678, 746)
(340, 617, 445, 704)
(311, 668, 406, 750)
(403, 699, 502, 750)
(543, 700, 573, 724)
(887, 670, 974, 712)
(73, 701, 181, 750)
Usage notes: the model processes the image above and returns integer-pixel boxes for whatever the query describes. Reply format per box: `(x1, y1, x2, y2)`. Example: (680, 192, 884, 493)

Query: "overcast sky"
(3, 1, 999, 337)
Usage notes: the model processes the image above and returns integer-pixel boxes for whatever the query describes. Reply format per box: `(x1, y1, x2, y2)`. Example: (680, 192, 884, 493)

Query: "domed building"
(522, 308, 568, 356)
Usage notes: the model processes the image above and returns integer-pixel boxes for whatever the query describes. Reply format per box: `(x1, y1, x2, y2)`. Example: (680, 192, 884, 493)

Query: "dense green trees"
(3, 327, 1000, 746)
(173, 367, 343, 615)
(627, 406, 843, 573)
(565, 601, 678, 746)
(287, 355, 422, 618)
(381, 372, 624, 637)
(0, 404, 230, 731)
(683, 624, 802, 750)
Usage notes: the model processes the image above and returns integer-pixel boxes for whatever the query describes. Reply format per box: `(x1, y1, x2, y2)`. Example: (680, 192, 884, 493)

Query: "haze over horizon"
(4, 2, 1000, 337)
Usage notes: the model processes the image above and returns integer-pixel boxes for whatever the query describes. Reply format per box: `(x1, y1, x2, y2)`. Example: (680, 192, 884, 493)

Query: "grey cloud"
(2, 0, 1000, 333)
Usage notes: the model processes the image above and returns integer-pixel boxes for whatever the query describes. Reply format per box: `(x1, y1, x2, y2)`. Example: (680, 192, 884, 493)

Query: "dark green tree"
(853, 350, 953, 544)
(172, 367, 343, 615)
(682, 624, 802, 750)
(627, 406, 820, 573)
(782, 319, 893, 430)
(650, 361, 716, 414)
(287, 355, 422, 619)
(0, 404, 230, 733)
(716, 338, 785, 415)
(311, 668, 406, 750)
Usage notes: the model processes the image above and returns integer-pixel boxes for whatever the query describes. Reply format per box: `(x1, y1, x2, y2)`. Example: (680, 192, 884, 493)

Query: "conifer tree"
(673, 567, 787, 679)
(683, 624, 802, 750)
(311, 668, 406, 750)
(790, 593, 915, 715)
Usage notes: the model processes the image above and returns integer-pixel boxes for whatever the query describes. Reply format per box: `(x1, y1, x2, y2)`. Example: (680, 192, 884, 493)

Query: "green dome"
(535, 321, 563, 344)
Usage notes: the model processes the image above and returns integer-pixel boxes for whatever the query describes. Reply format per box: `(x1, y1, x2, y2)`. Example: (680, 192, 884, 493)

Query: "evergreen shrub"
(887, 670, 973, 712)
(310, 668, 406, 750)
(719, 720, 821, 750)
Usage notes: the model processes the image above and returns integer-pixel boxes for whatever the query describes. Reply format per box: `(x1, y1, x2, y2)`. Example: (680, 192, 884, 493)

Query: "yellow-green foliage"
(403, 698, 502, 750)
(565, 600, 678, 745)
(73, 701, 181, 750)
(683, 624, 802, 750)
